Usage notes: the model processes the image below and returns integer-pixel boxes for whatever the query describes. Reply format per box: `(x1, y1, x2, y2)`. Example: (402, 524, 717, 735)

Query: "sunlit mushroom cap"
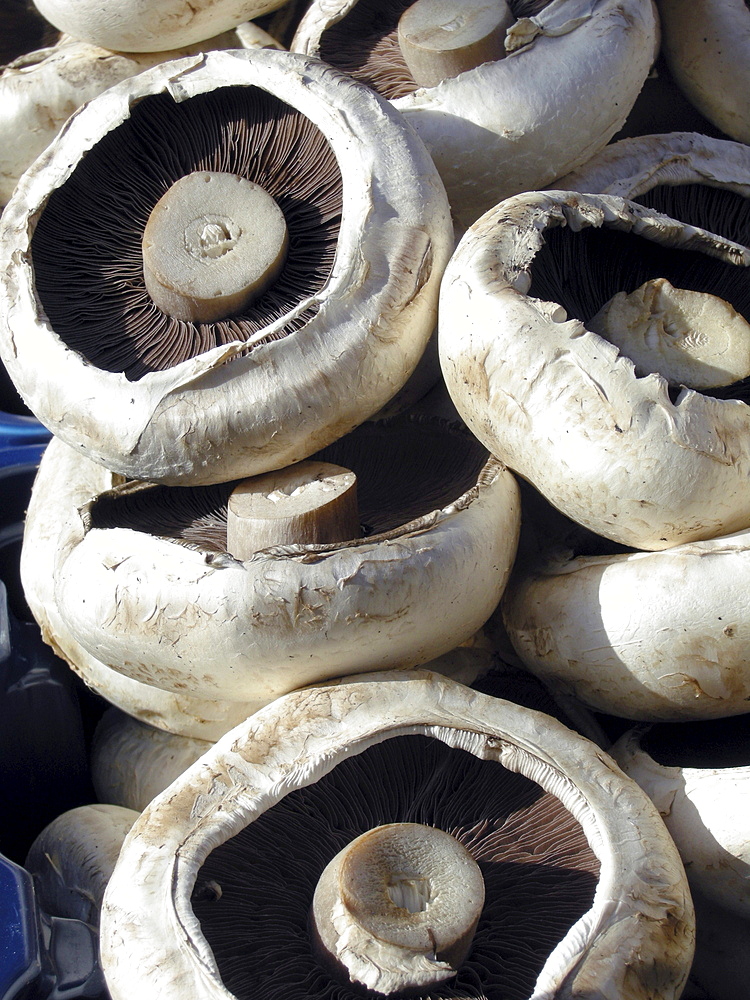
(47, 415, 520, 707)
(657, 0, 750, 144)
(21, 437, 261, 740)
(0, 25, 280, 208)
(503, 525, 750, 720)
(439, 189, 750, 550)
(0, 48, 452, 485)
(611, 718, 750, 918)
(557, 131, 750, 203)
(99, 671, 694, 1000)
(293, 0, 658, 227)
(31, 0, 289, 51)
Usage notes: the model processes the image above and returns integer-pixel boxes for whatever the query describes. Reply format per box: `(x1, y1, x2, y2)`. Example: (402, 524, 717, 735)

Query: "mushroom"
(30, 0, 289, 51)
(611, 717, 750, 917)
(292, 0, 659, 226)
(502, 524, 750, 720)
(91, 708, 211, 812)
(439, 189, 750, 550)
(557, 131, 750, 206)
(0, 48, 453, 485)
(99, 672, 694, 1000)
(89, 635, 608, 812)
(21, 436, 257, 740)
(0, 23, 281, 207)
(24, 803, 139, 925)
(657, 0, 750, 144)
(47, 414, 520, 707)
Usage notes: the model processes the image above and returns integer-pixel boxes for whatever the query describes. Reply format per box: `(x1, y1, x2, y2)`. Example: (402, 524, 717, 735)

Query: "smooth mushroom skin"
(439, 189, 750, 551)
(91, 709, 212, 813)
(0, 26, 274, 208)
(31, 0, 289, 51)
(25, 803, 139, 925)
(611, 720, 750, 918)
(0, 49, 453, 485)
(293, 0, 659, 227)
(657, 0, 750, 144)
(502, 525, 750, 720)
(98, 672, 694, 1000)
(51, 417, 520, 704)
(21, 437, 264, 740)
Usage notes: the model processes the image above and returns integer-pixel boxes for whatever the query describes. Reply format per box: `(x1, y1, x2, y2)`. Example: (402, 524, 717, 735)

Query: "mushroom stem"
(226, 460, 360, 559)
(588, 278, 750, 389)
(141, 170, 288, 322)
(397, 0, 512, 89)
(310, 823, 485, 994)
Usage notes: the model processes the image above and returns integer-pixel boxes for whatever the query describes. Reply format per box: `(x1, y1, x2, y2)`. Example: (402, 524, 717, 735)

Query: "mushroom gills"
(190, 733, 600, 1000)
(310, 823, 485, 993)
(588, 278, 750, 389)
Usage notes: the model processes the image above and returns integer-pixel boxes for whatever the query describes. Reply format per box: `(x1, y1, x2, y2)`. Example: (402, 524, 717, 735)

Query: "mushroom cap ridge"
(439, 189, 750, 550)
(99, 671, 694, 1000)
(557, 131, 750, 201)
(0, 49, 453, 485)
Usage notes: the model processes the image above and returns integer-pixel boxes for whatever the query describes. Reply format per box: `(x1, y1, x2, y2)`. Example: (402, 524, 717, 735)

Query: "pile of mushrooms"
(292, 0, 659, 227)
(4, 2, 750, 995)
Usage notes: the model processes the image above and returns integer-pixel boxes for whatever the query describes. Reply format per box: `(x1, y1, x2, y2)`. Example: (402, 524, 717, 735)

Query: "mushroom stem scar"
(141, 170, 288, 322)
(310, 823, 485, 994)
(226, 460, 360, 558)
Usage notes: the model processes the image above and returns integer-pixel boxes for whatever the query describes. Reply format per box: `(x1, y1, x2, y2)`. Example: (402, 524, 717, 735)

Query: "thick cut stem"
(226, 460, 359, 559)
(588, 278, 750, 389)
(310, 823, 485, 994)
(142, 171, 288, 323)
(398, 0, 513, 89)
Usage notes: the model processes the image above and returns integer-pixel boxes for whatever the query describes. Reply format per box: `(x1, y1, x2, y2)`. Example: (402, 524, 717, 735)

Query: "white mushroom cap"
(91, 709, 211, 813)
(503, 525, 750, 720)
(557, 131, 750, 201)
(439, 189, 750, 550)
(657, 0, 750, 144)
(25, 803, 139, 925)
(611, 722, 750, 918)
(293, 0, 659, 227)
(99, 672, 694, 1000)
(50, 417, 520, 705)
(21, 436, 265, 739)
(0, 26, 278, 208)
(31, 0, 288, 51)
(0, 49, 453, 485)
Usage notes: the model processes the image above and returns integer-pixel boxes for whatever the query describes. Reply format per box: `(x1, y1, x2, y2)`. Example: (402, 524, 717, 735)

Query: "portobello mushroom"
(439, 189, 750, 550)
(99, 672, 694, 1000)
(0, 49, 452, 485)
